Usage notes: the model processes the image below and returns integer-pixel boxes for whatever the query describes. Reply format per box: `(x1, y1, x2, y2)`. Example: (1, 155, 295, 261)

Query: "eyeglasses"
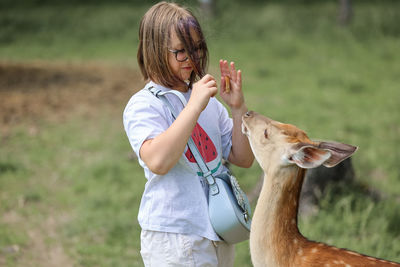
(168, 46, 204, 62)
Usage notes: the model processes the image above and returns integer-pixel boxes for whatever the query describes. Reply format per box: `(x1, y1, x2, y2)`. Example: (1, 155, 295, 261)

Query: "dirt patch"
(0, 61, 144, 129)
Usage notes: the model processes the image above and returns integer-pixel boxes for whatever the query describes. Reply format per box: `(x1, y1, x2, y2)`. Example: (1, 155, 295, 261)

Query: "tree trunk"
(338, 0, 353, 26)
(198, 0, 215, 18)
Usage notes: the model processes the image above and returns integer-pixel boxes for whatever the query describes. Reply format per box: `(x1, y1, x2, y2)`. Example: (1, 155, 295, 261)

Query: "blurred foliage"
(1, 0, 400, 8)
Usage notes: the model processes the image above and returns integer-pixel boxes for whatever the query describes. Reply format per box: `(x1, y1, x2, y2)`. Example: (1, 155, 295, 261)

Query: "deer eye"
(264, 129, 268, 139)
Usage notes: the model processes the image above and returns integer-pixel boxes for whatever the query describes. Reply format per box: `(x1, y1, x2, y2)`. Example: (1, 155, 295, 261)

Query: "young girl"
(123, 2, 254, 266)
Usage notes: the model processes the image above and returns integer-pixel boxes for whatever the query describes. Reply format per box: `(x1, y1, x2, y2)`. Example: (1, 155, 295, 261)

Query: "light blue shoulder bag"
(148, 86, 251, 244)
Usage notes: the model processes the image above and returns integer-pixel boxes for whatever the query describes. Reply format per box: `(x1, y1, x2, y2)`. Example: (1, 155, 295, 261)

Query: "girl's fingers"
(206, 79, 217, 87)
(219, 59, 224, 74)
(219, 60, 225, 76)
(219, 60, 227, 92)
(220, 59, 229, 77)
(207, 80, 218, 97)
(231, 62, 240, 83)
(220, 60, 236, 78)
(237, 69, 242, 88)
(202, 74, 216, 84)
(230, 61, 235, 74)
(220, 59, 242, 91)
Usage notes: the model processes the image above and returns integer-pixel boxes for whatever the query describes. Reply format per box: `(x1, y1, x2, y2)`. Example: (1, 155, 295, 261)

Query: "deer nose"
(244, 111, 253, 117)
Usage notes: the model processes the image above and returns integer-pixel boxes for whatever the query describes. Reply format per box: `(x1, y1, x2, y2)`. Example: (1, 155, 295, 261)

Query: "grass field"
(1, 1, 399, 266)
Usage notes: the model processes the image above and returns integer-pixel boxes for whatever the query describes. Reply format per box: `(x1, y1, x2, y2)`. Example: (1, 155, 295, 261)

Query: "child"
(123, 2, 254, 266)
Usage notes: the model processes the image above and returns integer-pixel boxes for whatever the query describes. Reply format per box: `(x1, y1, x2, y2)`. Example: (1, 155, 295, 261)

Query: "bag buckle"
(204, 171, 215, 185)
(209, 183, 219, 196)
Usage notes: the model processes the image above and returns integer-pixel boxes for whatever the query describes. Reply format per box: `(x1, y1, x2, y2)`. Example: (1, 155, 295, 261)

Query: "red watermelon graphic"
(185, 123, 217, 163)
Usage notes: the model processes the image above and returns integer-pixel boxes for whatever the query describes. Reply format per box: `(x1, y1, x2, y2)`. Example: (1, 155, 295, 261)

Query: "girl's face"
(168, 29, 199, 89)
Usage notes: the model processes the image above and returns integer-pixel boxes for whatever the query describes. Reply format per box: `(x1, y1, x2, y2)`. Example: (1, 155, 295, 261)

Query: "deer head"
(242, 111, 357, 172)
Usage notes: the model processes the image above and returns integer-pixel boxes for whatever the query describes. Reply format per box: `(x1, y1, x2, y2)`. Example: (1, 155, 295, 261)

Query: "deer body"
(242, 111, 399, 267)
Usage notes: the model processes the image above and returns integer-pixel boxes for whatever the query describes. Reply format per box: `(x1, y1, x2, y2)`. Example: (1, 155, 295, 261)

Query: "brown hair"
(137, 1, 209, 89)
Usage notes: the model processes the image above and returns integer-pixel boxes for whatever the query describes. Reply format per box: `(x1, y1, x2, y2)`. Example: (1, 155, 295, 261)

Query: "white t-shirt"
(123, 81, 233, 241)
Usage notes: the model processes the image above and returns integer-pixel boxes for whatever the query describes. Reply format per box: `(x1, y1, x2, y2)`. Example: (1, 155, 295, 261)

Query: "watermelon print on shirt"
(185, 123, 222, 176)
(185, 123, 217, 163)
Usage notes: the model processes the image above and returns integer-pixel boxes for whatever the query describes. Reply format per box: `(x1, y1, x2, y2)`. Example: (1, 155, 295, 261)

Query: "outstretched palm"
(219, 59, 245, 109)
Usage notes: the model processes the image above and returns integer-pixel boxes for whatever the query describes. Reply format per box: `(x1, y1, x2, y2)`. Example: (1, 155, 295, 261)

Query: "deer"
(241, 111, 400, 267)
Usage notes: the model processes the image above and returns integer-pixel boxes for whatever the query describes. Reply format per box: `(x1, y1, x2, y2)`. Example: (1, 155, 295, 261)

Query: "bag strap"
(148, 86, 188, 113)
(147, 86, 219, 194)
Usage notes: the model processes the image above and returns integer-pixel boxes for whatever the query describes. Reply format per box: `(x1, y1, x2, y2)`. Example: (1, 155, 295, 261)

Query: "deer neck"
(250, 164, 307, 267)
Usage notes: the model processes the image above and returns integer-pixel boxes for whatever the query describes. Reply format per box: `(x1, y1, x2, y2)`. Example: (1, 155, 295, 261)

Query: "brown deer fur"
(242, 111, 399, 267)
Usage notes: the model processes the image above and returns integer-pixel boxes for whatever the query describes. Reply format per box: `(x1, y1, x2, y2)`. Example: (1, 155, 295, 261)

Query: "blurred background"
(0, 0, 399, 266)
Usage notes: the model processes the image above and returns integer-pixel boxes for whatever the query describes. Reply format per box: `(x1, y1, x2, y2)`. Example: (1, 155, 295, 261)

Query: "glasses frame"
(168, 45, 204, 63)
(168, 48, 189, 62)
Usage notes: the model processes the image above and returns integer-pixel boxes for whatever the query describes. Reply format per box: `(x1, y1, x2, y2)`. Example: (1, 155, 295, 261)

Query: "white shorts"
(140, 230, 235, 267)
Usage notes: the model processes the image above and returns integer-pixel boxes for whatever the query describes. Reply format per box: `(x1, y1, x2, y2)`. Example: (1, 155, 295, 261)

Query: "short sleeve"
(123, 90, 170, 162)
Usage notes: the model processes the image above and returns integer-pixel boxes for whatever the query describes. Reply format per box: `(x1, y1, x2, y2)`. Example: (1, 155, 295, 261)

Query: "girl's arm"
(140, 75, 218, 175)
(219, 60, 254, 168)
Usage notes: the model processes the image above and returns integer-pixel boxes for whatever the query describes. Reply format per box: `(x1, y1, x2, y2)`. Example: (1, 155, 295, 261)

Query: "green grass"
(299, 183, 400, 260)
(0, 110, 146, 266)
(0, 3, 147, 62)
(1, 1, 400, 266)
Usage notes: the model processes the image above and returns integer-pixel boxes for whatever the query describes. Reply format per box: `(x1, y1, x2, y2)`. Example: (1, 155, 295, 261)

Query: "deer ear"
(318, 141, 358, 167)
(286, 144, 332, 169)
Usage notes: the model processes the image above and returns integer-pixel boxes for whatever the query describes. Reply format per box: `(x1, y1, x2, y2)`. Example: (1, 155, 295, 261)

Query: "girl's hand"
(219, 60, 254, 168)
(219, 60, 245, 110)
(187, 74, 218, 113)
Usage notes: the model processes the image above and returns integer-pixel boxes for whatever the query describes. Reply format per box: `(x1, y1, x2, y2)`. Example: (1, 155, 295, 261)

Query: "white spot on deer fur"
(297, 248, 303, 256)
(345, 264, 352, 267)
(291, 219, 296, 225)
(293, 239, 298, 245)
(333, 260, 339, 264)
(324, 264, 330, 267)
(311, 248, 318, 253)
(346, 251, 360, 256)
